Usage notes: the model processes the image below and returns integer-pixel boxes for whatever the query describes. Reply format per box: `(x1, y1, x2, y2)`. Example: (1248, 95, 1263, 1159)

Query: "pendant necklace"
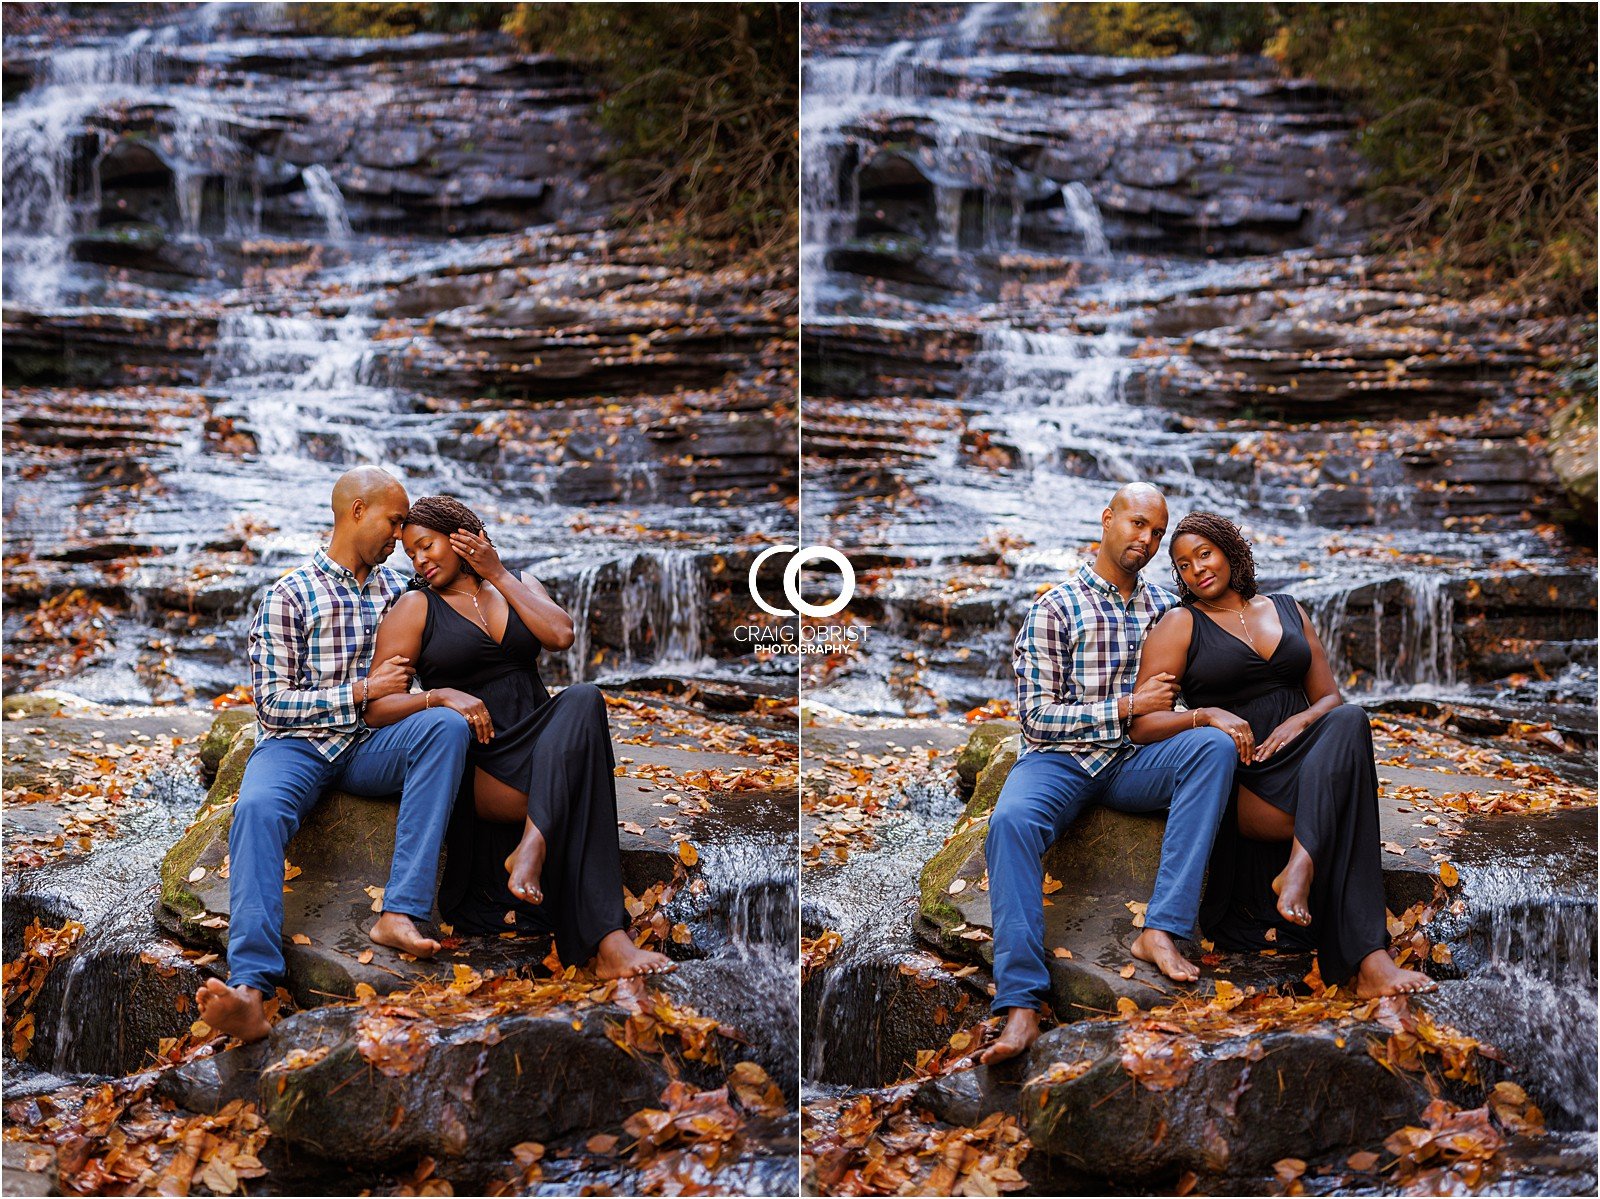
(1197, 595, 1259, 653)
(446, 580, 492, 637)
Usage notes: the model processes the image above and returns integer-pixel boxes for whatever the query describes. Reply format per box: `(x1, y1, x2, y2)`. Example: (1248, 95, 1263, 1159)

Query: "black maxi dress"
(414, 585, 630, 967)
(1186, 592, 1389, 986)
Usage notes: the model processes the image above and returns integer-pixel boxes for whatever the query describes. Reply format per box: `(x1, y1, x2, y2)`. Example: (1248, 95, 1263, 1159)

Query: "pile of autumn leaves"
(4, 953, 786, 1196)
(803, 972, 1548, 1197)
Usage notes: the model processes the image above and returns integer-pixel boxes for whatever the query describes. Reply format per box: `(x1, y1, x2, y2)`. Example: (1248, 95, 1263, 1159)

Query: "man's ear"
(350, 498, 367, 522)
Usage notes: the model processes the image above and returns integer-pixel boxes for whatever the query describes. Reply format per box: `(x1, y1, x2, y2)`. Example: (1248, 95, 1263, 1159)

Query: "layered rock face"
(800, 5, 1595, 724)
(3, 3, 798, 704)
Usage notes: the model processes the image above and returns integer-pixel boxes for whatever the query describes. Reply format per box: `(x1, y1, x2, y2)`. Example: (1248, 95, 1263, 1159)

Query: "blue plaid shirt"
(1013, 563, 1179, 773)
(248, 549, 407, 761)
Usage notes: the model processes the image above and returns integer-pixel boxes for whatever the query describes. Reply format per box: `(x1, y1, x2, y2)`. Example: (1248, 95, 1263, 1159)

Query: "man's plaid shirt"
(248, 548, 407, 761)
(1012, 562, 1179, 774)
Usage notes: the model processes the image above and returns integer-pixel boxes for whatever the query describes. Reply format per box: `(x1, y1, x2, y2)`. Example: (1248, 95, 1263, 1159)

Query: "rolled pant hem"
(1142, 921, 1197, 940)
(990, 997, 1043, 1014)
(378, 906, 433, 922)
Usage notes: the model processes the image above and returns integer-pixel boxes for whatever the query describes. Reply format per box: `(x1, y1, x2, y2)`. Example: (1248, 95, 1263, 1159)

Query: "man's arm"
(249, 588, 360, 734)
(1013, 597, 1126, 746)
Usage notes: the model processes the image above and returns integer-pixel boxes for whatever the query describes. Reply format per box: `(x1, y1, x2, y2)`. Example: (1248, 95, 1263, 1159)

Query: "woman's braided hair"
(404, 495, 493, 584)
(1171, 512, 1258, 602)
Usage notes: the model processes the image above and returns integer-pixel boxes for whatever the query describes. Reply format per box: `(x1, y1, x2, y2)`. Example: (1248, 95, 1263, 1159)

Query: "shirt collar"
(312, 548, 365, 589)
(1078, 561, 1147, 603)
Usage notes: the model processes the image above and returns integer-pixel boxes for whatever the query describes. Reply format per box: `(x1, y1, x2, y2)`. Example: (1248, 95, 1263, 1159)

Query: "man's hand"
(1129, 671, 1179, 717)
(366, 654, 414, 700)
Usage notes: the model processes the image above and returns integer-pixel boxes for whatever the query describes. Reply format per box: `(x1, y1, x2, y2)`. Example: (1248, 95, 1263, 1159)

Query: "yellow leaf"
(677, 841, 699, 866)
(1439, 861, 1459, 887)
(291, 933, 312, 945)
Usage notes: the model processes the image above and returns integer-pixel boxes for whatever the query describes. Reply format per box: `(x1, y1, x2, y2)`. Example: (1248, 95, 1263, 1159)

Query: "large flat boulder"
(159, 712, 700, 1006)
(915, 722, 1547, 1016)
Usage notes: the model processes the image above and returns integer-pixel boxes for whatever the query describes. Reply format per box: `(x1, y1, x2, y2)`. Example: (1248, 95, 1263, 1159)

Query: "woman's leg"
(473, 768, 546, 904)
(1235, 787, 1312, 927)
(525, 684, 674, 979)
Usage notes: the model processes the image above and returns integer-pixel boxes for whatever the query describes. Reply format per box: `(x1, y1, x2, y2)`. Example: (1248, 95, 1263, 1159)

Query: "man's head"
(330, 467, 409, 569)
(1099, 482, 1168, 577)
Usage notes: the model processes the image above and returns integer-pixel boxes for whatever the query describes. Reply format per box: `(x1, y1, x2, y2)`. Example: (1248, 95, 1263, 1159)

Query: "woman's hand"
(450, 529, 507, 582)
(1254, 714, 1310, 763)
(432, 687, 495, 743)
(1200, 707, 1255, 762)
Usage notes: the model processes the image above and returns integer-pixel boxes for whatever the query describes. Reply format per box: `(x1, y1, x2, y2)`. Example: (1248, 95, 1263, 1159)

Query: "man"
(979, 482, 1236, 1064)
(195, 467, 471, 1042)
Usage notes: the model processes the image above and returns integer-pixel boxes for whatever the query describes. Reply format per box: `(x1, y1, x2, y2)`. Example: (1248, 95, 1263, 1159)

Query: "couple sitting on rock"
(980, 483, 1434, 1065)
(196, 467, 673, 1043)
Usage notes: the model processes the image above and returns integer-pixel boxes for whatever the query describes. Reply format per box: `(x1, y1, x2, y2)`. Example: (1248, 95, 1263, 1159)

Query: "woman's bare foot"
(193, 978, 272, 1043)
(1131, 928, 1200, 982)
(977, 1008, 1040, 1065)
(1354, 950, 1437, 998)
(504, 819, 546, 905)
(1272, 839, 1314, 927)
(369, 912, 441, 958)
(591, 929, 676, 979)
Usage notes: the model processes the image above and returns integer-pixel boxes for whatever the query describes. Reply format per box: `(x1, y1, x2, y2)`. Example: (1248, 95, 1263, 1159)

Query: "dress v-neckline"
(1193, 596, 1285, 664)
(435, 585, 510, 648)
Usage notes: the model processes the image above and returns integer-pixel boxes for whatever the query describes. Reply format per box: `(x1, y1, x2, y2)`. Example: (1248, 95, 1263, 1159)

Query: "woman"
(1129, 512, 1434, 997)
(365, 495, 674, 980)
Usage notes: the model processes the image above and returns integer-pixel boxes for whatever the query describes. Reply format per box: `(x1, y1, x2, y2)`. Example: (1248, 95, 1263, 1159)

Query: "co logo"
(748, 544, 855, 619)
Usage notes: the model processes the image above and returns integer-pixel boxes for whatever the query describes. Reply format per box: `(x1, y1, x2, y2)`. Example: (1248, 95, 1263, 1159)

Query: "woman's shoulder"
(1153, 604, 1195, 632)
(388, 589, 431, 617)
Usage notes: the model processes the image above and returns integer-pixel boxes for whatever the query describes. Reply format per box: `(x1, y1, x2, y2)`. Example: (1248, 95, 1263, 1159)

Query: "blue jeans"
(226, 709, 471, 996)
(986, 728, 1236, 1012)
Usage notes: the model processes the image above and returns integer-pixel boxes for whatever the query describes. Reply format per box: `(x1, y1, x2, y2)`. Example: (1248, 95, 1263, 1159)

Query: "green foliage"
(287, 4, 510, 38)
(1052, 3, 1193, 58)
(1275, 3, 1596, 308)
(504, 3, 798, 264)
(1049, 3, 1596, 307)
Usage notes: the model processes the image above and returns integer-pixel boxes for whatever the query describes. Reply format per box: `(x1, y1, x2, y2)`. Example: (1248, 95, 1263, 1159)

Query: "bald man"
(196, 468, 471, 1042)
(980, 484, 1236, 1064)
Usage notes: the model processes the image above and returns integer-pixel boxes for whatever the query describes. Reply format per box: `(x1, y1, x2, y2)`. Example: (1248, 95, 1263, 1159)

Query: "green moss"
(199, 709, 256, 776)
(955, 720, 1020, 792)
(204, 726, 256, 808)
(2, 694, 62, 719)
(158, 804, 234, 947)
(917, 738, 1018, 946)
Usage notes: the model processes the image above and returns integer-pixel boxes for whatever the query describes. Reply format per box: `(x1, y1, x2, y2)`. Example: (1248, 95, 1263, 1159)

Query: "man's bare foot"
(1131, 928, 1201, 982)
(1353, 950, 1437, 998)
(504, 819, 546, 905)
(1272, 840, 1314, 926)
(591, 929, 675, 979)
(978, 1008, 1040, 1065)
(193, 978, 272, 1043)
(369, 911, 441, 958)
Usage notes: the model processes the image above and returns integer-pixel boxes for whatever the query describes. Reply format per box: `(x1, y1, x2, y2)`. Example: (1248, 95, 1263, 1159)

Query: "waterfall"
(562, 550, 711, 683)
(301, 164, 354, 242)
(0, 33, 163, 304)
(1062, 181, 1111, 256)
(1302, 574, 1458, 691)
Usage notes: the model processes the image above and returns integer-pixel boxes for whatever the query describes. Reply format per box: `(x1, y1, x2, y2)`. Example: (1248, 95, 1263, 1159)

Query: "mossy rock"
(919, 737, 1018, 935)
(203, 724, 257, 807)
(916, 740, 1193, 1016)
(156, 790, 487, 1007)
(1550, 396, 1597, 523)
(2, 693, 63, 720)
(955, 720, 1020, 792)
(199, 709, 256, 777)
